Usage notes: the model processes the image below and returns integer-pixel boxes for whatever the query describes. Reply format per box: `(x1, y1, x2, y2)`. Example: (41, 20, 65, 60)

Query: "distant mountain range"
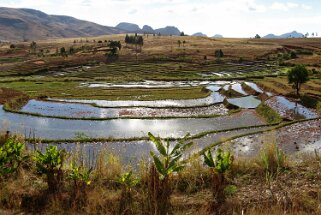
(0, 7, 125, 41)
(192, 32, 207, 37)
(116, 22, 182, 36)
(263, 31, 304, 39)
(0, 7, 223, 41)
(212, 34, 223, 38)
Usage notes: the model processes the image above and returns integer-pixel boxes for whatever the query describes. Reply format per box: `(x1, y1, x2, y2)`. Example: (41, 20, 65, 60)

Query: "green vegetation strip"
(0, 81, 211, 101)
(256, 103, 282, 124)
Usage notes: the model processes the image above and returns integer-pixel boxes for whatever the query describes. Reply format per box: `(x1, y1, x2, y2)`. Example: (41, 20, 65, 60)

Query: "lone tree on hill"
(287, 65, 309, 97)
(106, 40, 122, 60)
(30, 41, 37, 54)
(215, 49, 224, 58)
(255, 34, 261, 39)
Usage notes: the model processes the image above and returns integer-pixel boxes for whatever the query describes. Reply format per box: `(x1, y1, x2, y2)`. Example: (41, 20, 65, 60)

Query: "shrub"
(34, 146, 67, 193)
(0, 138, 27, 177)
(300, 95, 319, 108)
(260, 143, 287, 182)
(290, 51, 297, 59)
(215, 49, 224, 58)
(3, 95, 29, 111)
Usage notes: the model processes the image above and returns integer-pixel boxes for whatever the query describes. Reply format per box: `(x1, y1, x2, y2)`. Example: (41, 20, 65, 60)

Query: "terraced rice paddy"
(1, 60, 320, 166)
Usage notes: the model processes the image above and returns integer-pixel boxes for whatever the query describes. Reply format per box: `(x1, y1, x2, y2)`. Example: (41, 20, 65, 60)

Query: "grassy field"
(0, 82, 210, 101)
(1, 35, 321, 77)
(254, 76, 321, 99)
(1, 35, 320, 102)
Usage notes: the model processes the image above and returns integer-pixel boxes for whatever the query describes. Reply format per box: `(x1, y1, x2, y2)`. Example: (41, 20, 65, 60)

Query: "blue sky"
(0, 0, 320, 37)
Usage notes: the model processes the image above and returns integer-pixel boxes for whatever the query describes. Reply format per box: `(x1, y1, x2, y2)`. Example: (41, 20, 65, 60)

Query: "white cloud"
(302, 4, 312, 10)
(270, 2, 299, 11)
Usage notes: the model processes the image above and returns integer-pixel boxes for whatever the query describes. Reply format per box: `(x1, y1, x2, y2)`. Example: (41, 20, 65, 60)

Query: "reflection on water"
(266, 96, 318, 119)
(231, 83, 248, 95)
(26, 125, 271, 168)
(0, 107, 264, 140)
(227, 96, 261, 109)
(21, 100, 229, 118)
(245, 82, 263, 93)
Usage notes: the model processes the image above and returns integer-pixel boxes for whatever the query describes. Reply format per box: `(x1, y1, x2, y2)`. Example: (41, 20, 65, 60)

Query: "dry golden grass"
(1, 144, 321, 215)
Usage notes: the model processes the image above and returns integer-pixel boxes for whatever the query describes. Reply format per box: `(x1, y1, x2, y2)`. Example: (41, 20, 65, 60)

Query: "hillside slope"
(0, 7, 125, 41)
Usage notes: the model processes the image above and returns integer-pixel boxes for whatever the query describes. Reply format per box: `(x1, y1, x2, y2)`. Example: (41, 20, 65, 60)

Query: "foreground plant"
(117, 171, 139, 214)
(34, 146, 66, 193)
(202, 148, 233, 213)
(0, 138, 27, 177)
(148, 132, 193, 215)
(68, 162, 92, 209)
(260, 143, 287, 182)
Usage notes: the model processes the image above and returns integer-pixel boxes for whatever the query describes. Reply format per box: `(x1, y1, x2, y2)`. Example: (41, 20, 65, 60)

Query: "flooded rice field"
(1, 76, 320, 167)
(231, 83, 248, 95)
(26, 119, 321, 167)
(265, 96, 319, 119)
(21, 100, 229, 118)
(27, 126, 272, 168)
(0, 107, 265, 140)
(244, 82, 263, 93)
(223, 119, 321, 157)
(226, 96, 261, 109)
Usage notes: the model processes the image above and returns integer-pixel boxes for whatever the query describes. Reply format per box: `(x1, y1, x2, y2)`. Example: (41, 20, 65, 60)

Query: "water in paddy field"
(26, 125, 271, 168)
(265, 96, 319, 120)
(227, 96, 261, 109)
(21, 100, 229, 118)
(1, 80, 269, 140)
(0, 107, 264, 140)
(231, 83, 248, 95)
(244, 82, 263, 94)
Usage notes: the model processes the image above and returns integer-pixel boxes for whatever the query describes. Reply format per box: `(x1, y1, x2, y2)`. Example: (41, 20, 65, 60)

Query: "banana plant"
(149, 132, 193, 180)
(117, 171, 139, 189)
(34, 145, 67, 193)
(68, 162, 92, 186)
(117, 171, 139, 214)
(202, 148, 233, 209)
(0, 138, 28, 176)
(203, 148, 233, 174)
